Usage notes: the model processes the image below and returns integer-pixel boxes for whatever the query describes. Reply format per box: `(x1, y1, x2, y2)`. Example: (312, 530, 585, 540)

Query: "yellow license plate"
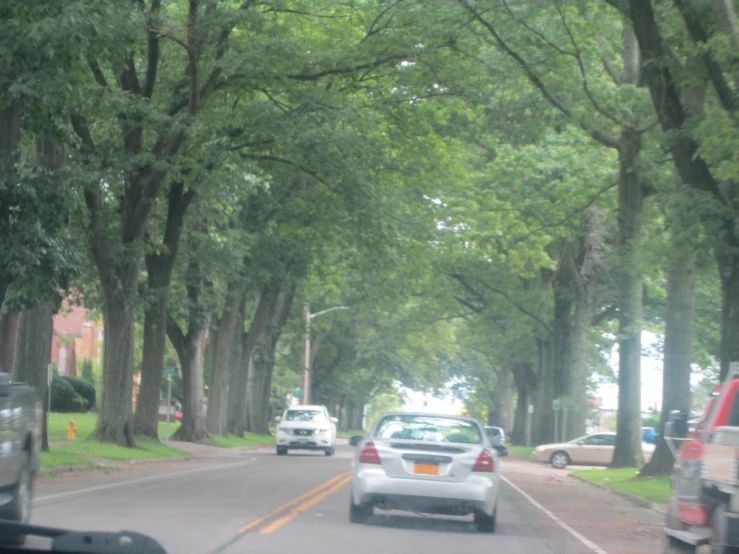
(414, 462, 439, 475)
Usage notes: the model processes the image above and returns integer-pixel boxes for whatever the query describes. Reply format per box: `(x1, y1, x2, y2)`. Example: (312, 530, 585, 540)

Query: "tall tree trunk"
(351, 403, 364, 431)
(95, 297, 136, 446)
(640, 240, 696, 475)
(552, 266, 573, 409)
(236, 286, 281, 434)
(511, 388, 528, 446)
(12, 304, 53, 451)
(0, 311, 19, 374)
(166, 256, 211, 443)
(564, 224, 603, 440)
(0, 99, 24, 312)
(512, 362, 537, 445)
(168, 316, 210, 443)
(718, 257, 739, 380)
(135, 182, 194, 438)
(494, 368, 513, 432)
(226, 295, 247, 437)
(533, 337, 555, 445)
(498, 369, 513, 433)
(227, 336, 246, 436)
(566, 290, 592, 440)
(246, 285, 295, 434)
(206, 280, 245, 434)
(611, 125, 645, 468)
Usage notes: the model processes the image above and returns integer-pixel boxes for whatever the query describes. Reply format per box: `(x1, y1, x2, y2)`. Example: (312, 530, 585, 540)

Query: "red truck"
(664, 364, 739, 553)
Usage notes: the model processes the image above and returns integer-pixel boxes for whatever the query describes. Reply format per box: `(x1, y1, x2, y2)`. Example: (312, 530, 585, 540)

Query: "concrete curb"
(569, 473, 666, 514)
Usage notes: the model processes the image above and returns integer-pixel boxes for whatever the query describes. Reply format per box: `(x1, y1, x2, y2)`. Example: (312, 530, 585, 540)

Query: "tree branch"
(458, 0, 620, 149)
(513, 180, 617, 244)
(143, 0, 162, 99)
(166, 315, 187, 355)
(672, 0, 736, 113)
(286, 53, 410, 81)
(553, 0, 631, 128)
(89, 61, 110, 89)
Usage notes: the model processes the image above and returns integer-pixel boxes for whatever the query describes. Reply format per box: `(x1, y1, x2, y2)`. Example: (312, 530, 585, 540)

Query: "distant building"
(50, 302, 101, 376)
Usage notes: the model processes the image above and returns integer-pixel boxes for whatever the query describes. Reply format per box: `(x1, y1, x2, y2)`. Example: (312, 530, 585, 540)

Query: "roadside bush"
(50, 375, 87, 413)
(62, 376, 95, 411)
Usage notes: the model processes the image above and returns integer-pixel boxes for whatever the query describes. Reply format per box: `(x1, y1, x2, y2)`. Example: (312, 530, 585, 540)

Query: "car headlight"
(317, 428, 330, 435)
(536, 446, 547, 453)
(277, 426, 290, 434)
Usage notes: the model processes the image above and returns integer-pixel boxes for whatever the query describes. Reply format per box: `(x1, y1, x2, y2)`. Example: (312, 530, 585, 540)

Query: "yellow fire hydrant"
(67, 419, 77, 440)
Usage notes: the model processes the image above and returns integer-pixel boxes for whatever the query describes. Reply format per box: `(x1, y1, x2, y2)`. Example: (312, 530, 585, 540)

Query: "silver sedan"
(348, 412, 501, 532)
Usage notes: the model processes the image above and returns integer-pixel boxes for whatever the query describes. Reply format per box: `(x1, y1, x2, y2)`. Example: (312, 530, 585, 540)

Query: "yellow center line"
(238, 472, 350, 534)
(259, 473, 353, 535)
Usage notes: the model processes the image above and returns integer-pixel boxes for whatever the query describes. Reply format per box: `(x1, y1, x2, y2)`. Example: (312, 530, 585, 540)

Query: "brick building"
(50, 303, 101, 376)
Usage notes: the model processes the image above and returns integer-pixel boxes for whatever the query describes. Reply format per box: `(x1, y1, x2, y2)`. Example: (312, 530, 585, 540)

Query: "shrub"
(50, 375, 87, 413)
(63, 376, 95, 411)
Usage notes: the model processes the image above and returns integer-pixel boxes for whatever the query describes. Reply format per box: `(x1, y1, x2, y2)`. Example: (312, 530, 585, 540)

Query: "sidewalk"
(502, 456, 664, 554)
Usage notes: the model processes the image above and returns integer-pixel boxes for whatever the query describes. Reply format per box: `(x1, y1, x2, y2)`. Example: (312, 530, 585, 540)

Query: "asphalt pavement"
(25, 444, 664, 554)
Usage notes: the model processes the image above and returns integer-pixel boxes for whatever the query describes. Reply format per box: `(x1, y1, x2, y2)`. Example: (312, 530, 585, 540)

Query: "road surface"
(26, 444, 664, 554)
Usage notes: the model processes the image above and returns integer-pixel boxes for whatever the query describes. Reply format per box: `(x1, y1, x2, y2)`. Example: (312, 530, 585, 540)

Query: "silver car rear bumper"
(351, 466, 498, 516)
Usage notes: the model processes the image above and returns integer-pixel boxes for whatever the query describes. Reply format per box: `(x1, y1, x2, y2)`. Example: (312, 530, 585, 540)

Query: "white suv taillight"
(473, 449, 495, 472)
(358, 440, 381, 464)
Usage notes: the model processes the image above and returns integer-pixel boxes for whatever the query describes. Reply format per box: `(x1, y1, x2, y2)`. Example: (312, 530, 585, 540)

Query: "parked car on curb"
(275, 405, 338, 456)
(641, 426, 658, 444)
(0, 372, 42, 546)
(484, 426, 505, 446)
(347, 412, 503, 532)
(532, 432, 655, 469)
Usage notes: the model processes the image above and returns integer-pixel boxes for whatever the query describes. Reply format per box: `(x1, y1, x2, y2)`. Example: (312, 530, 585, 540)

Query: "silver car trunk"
(374, 438, 482, 483)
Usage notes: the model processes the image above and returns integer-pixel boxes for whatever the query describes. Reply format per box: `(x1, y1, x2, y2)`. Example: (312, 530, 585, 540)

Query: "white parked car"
(348, 412, 501, 532)
(275, 405, 338, 456)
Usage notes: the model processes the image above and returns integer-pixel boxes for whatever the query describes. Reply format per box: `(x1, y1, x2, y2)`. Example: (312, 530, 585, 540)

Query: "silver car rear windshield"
(375, 415, 483, 444)
(284, 409, 325, 422)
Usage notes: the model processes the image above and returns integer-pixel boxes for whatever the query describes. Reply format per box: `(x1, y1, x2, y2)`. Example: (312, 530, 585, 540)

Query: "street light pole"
(304, 304, 311, 406)
(303, 304, 349, 406)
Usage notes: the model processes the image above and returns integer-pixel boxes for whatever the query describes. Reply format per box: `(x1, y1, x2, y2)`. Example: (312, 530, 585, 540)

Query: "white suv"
(275, 405, 338, 456)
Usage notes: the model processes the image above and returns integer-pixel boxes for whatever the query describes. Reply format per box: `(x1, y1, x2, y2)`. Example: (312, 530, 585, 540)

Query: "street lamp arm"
(309, 306, 350, 320)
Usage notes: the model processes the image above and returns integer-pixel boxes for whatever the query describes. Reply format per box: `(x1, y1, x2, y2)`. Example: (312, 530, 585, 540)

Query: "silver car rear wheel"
(475, 505, 497, 533)
(349, 492, 373, 524)
(550, 451, 570, 469)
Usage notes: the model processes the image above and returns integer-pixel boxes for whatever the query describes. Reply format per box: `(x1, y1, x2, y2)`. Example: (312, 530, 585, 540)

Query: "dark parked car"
(484, 426, 506, 447)
(0, 373, 42, 545)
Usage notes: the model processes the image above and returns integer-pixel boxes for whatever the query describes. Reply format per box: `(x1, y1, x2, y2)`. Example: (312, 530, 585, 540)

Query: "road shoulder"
(502, 457, 663, 554)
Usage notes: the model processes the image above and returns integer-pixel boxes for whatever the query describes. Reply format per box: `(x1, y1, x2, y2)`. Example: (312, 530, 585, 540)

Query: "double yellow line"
(237, 471, 352, 536)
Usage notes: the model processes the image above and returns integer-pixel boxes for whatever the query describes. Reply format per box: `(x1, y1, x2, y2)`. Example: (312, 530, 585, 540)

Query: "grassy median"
(337, 430, 364, 438)
(43, 412, 274, 468)
(571, 467, 672, 504)
(508, 445, 534, 457)
(48, 413, 182, 442)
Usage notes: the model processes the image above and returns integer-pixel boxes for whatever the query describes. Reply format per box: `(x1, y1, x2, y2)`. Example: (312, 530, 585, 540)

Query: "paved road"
(25, 445, 664, 554)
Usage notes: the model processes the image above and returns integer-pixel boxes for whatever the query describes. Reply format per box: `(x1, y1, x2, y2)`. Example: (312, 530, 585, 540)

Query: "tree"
(12, 303, 53, 451)
(626, 0, 739, 381)
(454, 0, 657, 465)
(134, 181, 195, 438)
